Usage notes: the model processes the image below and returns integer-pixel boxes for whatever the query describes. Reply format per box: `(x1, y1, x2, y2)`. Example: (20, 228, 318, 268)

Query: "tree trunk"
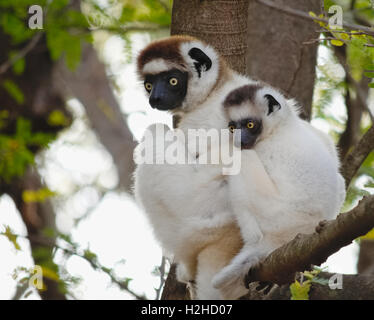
(246, 0, 320, 118)
(171, 0, 249, 73)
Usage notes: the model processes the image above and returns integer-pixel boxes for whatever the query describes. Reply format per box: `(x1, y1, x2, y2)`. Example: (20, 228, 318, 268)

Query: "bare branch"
(155, 256, 167, 300)
(264, 272, 374, 300)
(245, 195, 374, 286)
(341, 125, 374, 187)
(255, 0, 374, 37)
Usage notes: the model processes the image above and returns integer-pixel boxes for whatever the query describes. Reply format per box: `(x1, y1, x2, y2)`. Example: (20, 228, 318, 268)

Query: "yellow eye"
(228, 125, 235, 133)
(145, 82, 152, 91)
(247, 121, 254, 129)
(169, 78, 178, 86)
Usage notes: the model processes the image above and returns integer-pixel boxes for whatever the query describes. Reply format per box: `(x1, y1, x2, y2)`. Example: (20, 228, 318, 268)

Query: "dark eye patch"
(144, 68, 189, 111)
(240, 118, 262, 132)
(145, 68, 186, 83)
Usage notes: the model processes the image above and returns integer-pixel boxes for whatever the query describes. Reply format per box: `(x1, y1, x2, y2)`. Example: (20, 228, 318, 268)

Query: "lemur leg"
(212, 240, 272, 300)
(195, 226, 243, 300)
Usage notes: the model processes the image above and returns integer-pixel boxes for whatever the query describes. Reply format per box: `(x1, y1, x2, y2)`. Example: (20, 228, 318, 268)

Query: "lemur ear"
(188, 47, 212, 78)
(264, 94, 281, 115)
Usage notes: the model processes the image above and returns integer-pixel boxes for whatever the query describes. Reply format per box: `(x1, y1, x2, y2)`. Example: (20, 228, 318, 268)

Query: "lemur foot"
(315, 220, 328, 234)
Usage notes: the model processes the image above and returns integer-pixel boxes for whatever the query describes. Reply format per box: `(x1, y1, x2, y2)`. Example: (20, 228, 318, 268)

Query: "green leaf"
(309, 11, 317, 17)
(339, 33, 350, 41)
(0, 118, 55, 182)
(347, 37, 374, 81)
(361, 228, 374, 240)
(290, 280, 311, 300)
(2, 79, 24, 104)
(41, 266, 60, 281)
(64, 36, 82, 71)
(2, 226, 21, 251)
(8, 51, 26, 75)
(364, 71, 374, 78)
(83, 249, 98, 263)
(369, 83, 374, 88)
(365, 180, 374, 188)
(42, 227, 56, 238)
(22, 188, 57, 203)
(331, 39, 344, 46)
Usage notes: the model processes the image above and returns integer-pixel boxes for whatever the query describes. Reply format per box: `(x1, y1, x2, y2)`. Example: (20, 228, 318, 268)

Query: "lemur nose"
(149, 96, 162, 108)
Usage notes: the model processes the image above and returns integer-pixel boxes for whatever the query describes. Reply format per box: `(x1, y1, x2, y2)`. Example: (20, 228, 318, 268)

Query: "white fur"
(178, 41, 221, 110)
(143, 58, 182, 75)
(135, 64, 255, 299)
(135, 38, 345, 300)
(212, 86, 346, 299)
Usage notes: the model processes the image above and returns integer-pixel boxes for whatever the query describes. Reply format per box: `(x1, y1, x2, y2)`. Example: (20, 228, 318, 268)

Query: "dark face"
(228, 118, 262, 149)
(144, 69, 188, 111)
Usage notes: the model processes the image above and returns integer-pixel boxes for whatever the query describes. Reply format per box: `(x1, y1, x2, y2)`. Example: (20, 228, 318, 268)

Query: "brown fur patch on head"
(137, 35, 197, 77)
(223, 84, 263, 108)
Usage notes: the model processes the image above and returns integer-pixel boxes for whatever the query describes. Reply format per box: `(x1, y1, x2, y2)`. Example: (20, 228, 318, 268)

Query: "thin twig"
(332, 46, 374, 122)
(341, 125, 374, 187)
(0, 232, 146, 300)
(255, 0, 374, 37)
(303, 37, 340, 44)
(0, 32, 43, 75)
(155, 256, 167, 300)
(316, 29, 367, 35)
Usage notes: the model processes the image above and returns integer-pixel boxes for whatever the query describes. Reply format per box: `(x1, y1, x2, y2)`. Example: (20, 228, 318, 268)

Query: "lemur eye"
(247, 121, 254, 129)
(169, 77, 178, 86)
(228, 125, 235, 133)
(145, 82, 152, 91)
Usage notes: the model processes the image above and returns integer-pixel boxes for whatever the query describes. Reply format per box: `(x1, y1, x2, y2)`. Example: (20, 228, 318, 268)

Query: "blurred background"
(0, 0, 373, 300)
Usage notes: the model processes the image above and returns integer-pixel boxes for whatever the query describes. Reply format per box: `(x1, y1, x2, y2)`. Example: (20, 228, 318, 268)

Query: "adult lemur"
(135, 35, 253, 299)
(134, 36, 345, 299)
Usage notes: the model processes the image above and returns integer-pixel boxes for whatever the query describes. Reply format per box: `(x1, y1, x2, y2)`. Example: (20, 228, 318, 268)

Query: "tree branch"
(265, 272, 374, 299)
(245, 195, 374, 286)
(341, 125, 374, 187)
(255, 0, 374, 37)
(155, 256, 167, 300)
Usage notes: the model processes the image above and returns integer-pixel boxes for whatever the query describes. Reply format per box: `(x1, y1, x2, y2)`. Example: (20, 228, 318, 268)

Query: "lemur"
(134, 36, 345, 299)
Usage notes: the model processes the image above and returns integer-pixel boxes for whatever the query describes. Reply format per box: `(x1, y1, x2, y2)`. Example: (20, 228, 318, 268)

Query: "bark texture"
(246, 0, 320, 119)
(161, 264, 190, 300)
(357, 240, 374, 275)
(171, 0, 249, 73)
